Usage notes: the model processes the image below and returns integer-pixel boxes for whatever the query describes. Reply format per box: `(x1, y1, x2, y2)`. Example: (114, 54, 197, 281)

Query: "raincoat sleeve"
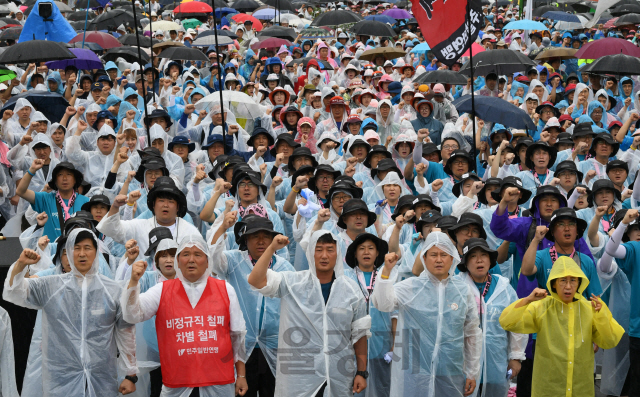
(209, 233, 229, 277)
(120, 281, 163, 324)
(5, 143, 27, 169)
(0, 307, 17, 397)
(65, 135, 90, 168)
(252, 268, 286, 298)
(591, 300, 625, 350)
(463, 290, 482, 380)
(226, 282, 248, 363)
(499, 298, 543, 335)
(114, 299, 139, 375)
(370, 278, 398, 313)
(2, 263, 53, 310)
(451, 195, 476, 217)
(96, 211, 140, 246)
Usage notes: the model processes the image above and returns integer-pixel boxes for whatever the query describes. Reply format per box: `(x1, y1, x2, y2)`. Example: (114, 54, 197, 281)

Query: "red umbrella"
(69, 31, 122, 49)
(575, 37, 640, 59)
(172, 1, 212, 14)
(462, 42, 485, 57)
(231, 14, 263, 31)
(604, 17, 618, 29)
(251, 37, 291, 50)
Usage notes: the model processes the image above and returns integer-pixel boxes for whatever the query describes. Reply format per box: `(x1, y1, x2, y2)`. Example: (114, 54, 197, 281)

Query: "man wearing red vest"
(122, 234, 249, 396)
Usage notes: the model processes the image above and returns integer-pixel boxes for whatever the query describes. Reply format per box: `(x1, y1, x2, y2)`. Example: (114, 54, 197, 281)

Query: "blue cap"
(202, 134, 225, 149)
(168, 135, 196, 152)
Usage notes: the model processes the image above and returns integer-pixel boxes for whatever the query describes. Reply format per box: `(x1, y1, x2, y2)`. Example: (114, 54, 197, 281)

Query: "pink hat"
(364, 130, 380, 142)
(433, 84, 445, 94)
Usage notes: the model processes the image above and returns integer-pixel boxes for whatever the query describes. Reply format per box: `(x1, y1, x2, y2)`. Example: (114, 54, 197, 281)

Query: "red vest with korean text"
(155, 277, 235, 388)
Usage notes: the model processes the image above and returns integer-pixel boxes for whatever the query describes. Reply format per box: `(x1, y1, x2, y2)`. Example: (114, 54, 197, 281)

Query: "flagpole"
(466, 0, 476, 159)
(81, 0, 90, 47)
(130, 0, 151, 143)
(211, 0, 227, 152)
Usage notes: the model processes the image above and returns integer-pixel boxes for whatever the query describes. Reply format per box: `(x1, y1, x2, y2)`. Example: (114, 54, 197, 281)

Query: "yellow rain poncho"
(499, 257, 624, 397)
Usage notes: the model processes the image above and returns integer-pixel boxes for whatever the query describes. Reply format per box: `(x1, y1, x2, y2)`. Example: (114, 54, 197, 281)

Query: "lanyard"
(56, 191, 76, 222)
(593, 160, 605, 178)
(356, 267, 377, 307)
(601, 209, 616, 233)
(473, 201, 481, 210)
(508, 206, 520, 219)
(476, 274, 492, 316)
(531, 169, 549, 187)
(549, 244, 575, 263)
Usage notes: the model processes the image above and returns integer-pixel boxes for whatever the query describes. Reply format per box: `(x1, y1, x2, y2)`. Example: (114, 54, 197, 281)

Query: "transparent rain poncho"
(149, 124, 185, 189)
(456, 272, 527, 397)
(0, 307, 18, 397)
(370, 232, 482, 397)
(121, 234, 247, 397)
(253, 230, 371, 397)
(2, 228, 137, 397)
(209, 231, 295, 375)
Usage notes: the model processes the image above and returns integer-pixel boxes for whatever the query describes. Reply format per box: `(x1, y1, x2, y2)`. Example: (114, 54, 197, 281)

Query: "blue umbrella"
(452, 95, 536, 130)
(253, 8, 279, 19)
(503, 19, 549, 31)
(410, 42, 430, 54)
(364, 15, 397, 24)
(214, 7, 237, 18)
(2, 91, 69, 123)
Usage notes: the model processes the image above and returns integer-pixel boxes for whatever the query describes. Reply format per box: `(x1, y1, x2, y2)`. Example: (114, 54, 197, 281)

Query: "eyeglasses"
(591, 109, 603, 114)
(238, 182, 257, 189)
(332, 194, 351, 202)
(556, 278, 579, 287)
(317, 175, 335, 181)
(556, 221, 577, 228)
(541, 110, 554, 115)
(442, 145, 459, 150)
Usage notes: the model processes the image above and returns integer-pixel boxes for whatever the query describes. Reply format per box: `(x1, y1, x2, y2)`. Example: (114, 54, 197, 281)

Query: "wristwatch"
(356, 370, 369, 379)
(125, 375, 138, 384)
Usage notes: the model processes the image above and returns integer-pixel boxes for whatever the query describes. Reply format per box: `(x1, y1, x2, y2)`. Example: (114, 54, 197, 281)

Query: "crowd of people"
(0, 0, 637, 396)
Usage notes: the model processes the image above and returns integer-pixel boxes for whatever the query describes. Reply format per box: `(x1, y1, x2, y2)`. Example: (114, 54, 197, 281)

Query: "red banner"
(412, 0, 483, 67)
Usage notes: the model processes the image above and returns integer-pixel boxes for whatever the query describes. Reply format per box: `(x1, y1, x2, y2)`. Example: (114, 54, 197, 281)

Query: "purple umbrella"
(382, 8, 412, 19)
(45, 48, 103, 70)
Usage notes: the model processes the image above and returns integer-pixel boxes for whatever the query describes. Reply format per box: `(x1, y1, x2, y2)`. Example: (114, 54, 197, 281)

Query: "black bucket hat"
(288, 146, 319, 171)
(363, 144, 392, 169)
(308, 164, 341, 193)
(545, 208, 588, 242)
(612, 209, 640, 242)
(343, 137, 372, 155)
(524, 141, 557, 170)
(452, 172, 481, 197)
(234, 214, 281, 250)
(447, 213, 487, 242)
(80, 194, 111, 212)
(270, 133, 301, 156)
(145, 226, 174, 256)
(135, 156, 169, 183)
(421, 142, 441, 162)
(567, 184, 593, 208)
(290, 165, 316, 187)
(230, 169, 268, 196)
(411, 194, 441, 215)
(530, 185, 567, 213)
(337, 198, 376, 229)
(415, 209, 442, 232)
(589, 132, 620, 157)
(513, 137, 534, 165)
(444, 149, 475, 176)
(554, 132, 574, 148)
(144, 108, 173, 129)
(477, 177, 502, 205)
(371, 158, 404, 180)
(213, 155, 244, 180)
(391, 195, 417, 221)
(491, 176, 532, 205)
(606, 159, 629, 175)
(327, 180, 363, 211)
(247, 126, 275, 148)
(146, 176, 188, 217)
(345, 232, 389, 269)
(591, 178, 622, 203)
(52, 235, 67, 268)
(437, 215, 458, 231)
(207, 154, 229, 181)
(48, 161, 84, 191)
(137, 146, 163, 160)
(555, 160, 583, 183)
(458, 238, 498, 273)
(64, 211, 97, 235)
(572, 122, 596, 139)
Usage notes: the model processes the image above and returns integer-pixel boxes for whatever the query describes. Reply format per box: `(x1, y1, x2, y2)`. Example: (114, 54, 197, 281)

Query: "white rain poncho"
(376, 99, 401, 145)
(370, 232, 482, 397)
(0, 97, 35, 146)
(457, 272, 527, 397)
(0, 307, 18, 397)
(253, 230, 371, 397)
(2, 228, 138, 397)
(210, 233, 295, 375)
(571, 83, 594, 116)
(526, 79, 549, 103)
(149, 124, 186, 189)
(121, 234, 247, 397)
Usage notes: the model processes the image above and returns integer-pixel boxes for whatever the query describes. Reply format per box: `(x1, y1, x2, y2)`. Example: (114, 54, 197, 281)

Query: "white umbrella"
(196, 91, 265, 118)
(191, 35, 235, 47)
(554, 17, 589, 30)
(143, 21, 181, 32)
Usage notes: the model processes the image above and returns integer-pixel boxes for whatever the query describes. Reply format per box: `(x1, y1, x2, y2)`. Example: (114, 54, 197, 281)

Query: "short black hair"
(154, 192, 179, 202)
(317, 233, 337, 245)
(74, 230, 97, 250)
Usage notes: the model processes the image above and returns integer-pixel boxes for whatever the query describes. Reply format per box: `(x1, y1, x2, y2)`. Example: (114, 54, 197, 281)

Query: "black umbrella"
(158, 46, 208, 61)
(459, 49, 536, 77)
(118, 33, 161, 47)
(533, 5, 560, 18)
(263, 0, 297, 12)
(414, 70, 468, 85)
(68, 41, 104, 51)
(2, 91, 69, 123)
(311, 10, 363, 26)
(66, 10, 97, 21)
(350, 20, 396, 37)
(59, 0, 102, 6)
(88, 9, 140, 31)
(103, 46, 150, 63)
(258, 25, 297, 40)
(494, 0, 511, 6)
(231, 0, 260, 12)
(0, 40, 75, 63)
(0, 26, 20, 41)
(452, 95, 536, 130)
(287, 57, 333, 70)
(396, 0, 408, 8)
(582, 53, 640, 76)
(174, 12, 209, 20)
(0, 17, 19, 25)
(611, 3, 640, 16)
(198, 29, 238, 40)
(70, 21, 91, 30)
(109, 0, 131, 6)
(615, 13, 640, 26)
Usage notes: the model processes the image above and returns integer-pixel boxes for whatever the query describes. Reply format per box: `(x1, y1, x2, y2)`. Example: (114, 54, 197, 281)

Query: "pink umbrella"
(462, 42, 485, 57)
(575, 37, 640, 59)
(250, 37, 291, 50)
